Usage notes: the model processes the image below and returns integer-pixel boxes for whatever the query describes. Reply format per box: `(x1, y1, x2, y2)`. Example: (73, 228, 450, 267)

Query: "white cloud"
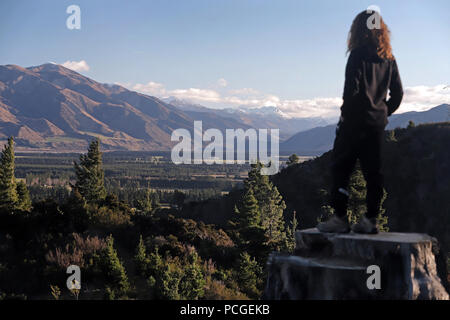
(126, 82, 221, 103)
(132, 81, 166, 96)
(170, 88, 222, 102)
(126, 79, 449, 119)
(61, 60, 90, 72)
(221, 93, 340, 118)
(399, 84, 450, 113)
(276, 97, 343, 118)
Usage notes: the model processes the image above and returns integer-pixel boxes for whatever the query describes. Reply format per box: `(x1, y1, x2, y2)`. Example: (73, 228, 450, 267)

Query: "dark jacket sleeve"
(386, 59, 403, 116)
(342, 51, 363, 105)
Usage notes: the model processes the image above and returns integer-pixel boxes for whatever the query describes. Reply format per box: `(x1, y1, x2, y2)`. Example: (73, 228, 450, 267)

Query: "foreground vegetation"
(0, 138, 294, 299)
(1, 122, 448, 299)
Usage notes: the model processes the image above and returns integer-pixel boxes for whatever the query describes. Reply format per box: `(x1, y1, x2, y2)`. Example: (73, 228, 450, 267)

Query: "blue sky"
(1, 0, 449, 117)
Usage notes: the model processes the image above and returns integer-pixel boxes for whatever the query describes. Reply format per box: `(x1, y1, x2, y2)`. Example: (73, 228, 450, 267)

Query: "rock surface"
(264, 228, 449, 300)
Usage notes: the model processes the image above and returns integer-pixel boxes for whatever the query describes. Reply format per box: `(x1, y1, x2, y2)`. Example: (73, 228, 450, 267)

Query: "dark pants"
(330, 121, 384, 218)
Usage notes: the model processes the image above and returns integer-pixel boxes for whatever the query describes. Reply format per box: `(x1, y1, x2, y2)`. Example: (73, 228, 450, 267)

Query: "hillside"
(0, 64, 197, 151)
(1, 64, 270, 152)
(0, 63, 333, 151)
(178, 122, 450, 265)
(280, 104, 450, 155)
(273, 122, 450, 258)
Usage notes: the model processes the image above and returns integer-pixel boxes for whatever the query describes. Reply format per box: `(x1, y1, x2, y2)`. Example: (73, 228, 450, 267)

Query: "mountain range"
(280, 104, 450, 155)
(0, 63, 196, 151)
(165, 97, 333, 140)
(0, 63, 448, 154)
(0, 63, 330, 152)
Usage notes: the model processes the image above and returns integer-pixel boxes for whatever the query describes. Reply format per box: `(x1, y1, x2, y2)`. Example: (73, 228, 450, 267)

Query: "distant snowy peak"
(246, 106, 292, 119)
(162, 97, 211, 112)
(164, 97, 294, 119)
(220, 106, 291, 119)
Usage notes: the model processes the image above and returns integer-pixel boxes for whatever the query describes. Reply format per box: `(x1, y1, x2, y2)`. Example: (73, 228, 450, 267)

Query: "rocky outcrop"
(264, 228, 449, 300)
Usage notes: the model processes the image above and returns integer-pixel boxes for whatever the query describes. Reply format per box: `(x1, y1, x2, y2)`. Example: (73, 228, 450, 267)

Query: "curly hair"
(347, 10, 393, 60)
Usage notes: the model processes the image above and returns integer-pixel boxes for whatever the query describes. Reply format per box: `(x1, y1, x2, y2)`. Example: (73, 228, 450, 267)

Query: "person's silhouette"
(317, 10, 403, 234)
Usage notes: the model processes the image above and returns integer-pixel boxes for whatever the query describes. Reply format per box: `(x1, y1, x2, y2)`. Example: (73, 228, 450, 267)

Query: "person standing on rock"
(317, 10, 403, 234)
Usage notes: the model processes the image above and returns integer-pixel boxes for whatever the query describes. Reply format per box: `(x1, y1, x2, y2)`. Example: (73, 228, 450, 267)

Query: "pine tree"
(0, 137, 18, 209)
(100, 235, 130, 296)
(229, 188, 268, 259)
(244, 162, 268, 197)
(135, 235, 148, 276)
(147, 247, 163, 276)
(286, 211, 298, 253)
(286, 154, 300, 166)
(236, 252, 262, 299)
(179, 251, 205, 300)
(377, 190, 389, 232)
(16, 181, 31, 211)
(347, 163, 367, 224)
(73, 139, 107, 203)
(0, 137, 30, 211)
(156, 263, 182, 300)
(244, 162, 288, 251)
(348, 162, 389, 230)
(137, 187, 153, 214)
(260, 185, 287, 251)
(231, 188, 261, 229)
(386, 130, 397, 142)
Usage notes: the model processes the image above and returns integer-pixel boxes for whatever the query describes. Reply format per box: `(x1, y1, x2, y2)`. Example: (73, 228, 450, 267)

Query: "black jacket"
(340, 46, 403, 129)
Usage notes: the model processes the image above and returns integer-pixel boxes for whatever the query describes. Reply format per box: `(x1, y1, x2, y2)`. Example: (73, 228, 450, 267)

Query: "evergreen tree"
(137, 187, 153, 214)
(236, 252, 262, 299)
(286, 211, 298, 253)
(286, 154, 300, 166)
(179, 251, 205, 300)
(229, 188, 267, 259)
(0, 137, 18, 209)
(147, 247, 163, 276)
(73, 139, 107, 203)
(244, 162, 288, 251)
(377, 190, 389, 232)
(100, 235, 130, 296)
(135, 235, 148, 276)
(244, 162, 268, 197)
(155, 263, 182, 300)
(260, 185, 287, 251)
(348, 162, 389, 230)
(386, 130, 397, 142)
(347, 163, 366, 224)
(407, 120, 416, 128)
(16, 181, 32, 211)
(231, 188, 261, 229)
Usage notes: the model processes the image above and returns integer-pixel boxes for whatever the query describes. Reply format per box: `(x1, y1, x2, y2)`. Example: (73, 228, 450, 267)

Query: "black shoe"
(317, 215, 350, 233)
(352, 216, 379, 234)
